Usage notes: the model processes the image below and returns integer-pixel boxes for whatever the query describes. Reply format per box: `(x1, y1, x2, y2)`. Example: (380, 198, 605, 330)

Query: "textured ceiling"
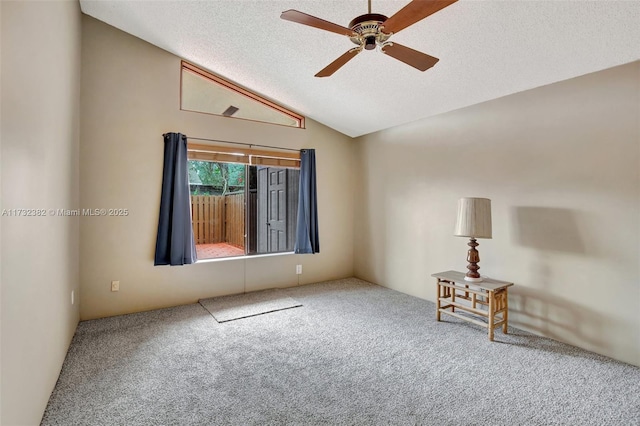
(79, 0, 640, 138)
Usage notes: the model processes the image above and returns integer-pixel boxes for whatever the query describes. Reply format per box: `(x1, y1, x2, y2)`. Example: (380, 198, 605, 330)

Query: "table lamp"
(454, 198, 492, 282)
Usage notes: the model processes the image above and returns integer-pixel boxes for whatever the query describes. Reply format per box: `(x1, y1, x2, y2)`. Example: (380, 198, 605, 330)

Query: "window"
(188, 145, 300, 260)
(181, 61, 304, 128)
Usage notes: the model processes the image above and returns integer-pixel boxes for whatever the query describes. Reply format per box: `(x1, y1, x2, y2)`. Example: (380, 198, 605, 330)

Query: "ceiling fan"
(281, 0, 458, 77)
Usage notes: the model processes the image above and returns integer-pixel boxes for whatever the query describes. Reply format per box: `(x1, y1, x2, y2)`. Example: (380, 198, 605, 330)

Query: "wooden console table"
(431, 271, 513, 341)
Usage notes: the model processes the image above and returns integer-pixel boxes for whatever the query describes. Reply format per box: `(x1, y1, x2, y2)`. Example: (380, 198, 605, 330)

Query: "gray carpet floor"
(42, 278, 640, 425)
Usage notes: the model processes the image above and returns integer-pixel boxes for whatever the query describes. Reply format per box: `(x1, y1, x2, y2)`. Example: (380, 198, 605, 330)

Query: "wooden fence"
(191, 193, 244, 248)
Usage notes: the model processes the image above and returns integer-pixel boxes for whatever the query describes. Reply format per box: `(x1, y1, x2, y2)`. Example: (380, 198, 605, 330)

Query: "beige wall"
(80, 16, 355, 320)
(354, 62, 640, 366)
(0, 2, 3, 422)
(1, 1, 81, 424)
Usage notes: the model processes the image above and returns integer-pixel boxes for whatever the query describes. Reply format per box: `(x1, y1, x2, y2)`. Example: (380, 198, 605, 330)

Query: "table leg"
(502, 290, 509, 334)
(451, 283, 456, 313)
(488, 291, 495, 341)
(436, 280, 441, 321)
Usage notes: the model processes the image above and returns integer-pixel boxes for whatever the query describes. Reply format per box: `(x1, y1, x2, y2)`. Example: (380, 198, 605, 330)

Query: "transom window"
(181, 61, 304, 128)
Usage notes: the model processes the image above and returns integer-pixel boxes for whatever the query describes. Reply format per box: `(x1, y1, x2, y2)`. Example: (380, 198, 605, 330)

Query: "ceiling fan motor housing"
(348, 13, 391, 49)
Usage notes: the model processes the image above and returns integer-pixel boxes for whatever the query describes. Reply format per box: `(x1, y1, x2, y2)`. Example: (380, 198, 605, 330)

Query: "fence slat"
(204, 196, 209, 245)
(198, 197, 204, 244)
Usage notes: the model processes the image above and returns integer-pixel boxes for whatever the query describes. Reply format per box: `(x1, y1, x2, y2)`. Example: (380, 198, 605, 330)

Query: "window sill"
(195, 251, 295, 263)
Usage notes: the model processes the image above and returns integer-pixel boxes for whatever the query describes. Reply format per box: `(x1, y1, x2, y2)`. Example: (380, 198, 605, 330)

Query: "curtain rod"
(187, 136, 302, 153)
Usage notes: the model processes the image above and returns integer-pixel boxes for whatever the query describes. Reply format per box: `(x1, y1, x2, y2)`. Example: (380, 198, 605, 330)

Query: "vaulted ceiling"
(80, 0, 640, 137)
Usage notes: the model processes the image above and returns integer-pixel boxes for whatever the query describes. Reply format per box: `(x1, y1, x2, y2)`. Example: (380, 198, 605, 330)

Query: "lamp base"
(465, 238, 482, 282)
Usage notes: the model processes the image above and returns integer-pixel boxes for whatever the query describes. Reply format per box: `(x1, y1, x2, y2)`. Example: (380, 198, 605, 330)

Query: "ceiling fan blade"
(381, 43, 439, 71)
(281, 10, 357, 37)
(315, 48, 362, 78)
(380, 0, 458, 35)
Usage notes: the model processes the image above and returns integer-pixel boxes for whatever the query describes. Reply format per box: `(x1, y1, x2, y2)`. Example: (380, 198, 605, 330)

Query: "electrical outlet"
(71, 290, 74, 305)
(111, 280, 120, 292)
(296, 265, 302, 275)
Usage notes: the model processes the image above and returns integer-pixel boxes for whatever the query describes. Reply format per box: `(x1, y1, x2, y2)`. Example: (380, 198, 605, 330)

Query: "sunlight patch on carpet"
(199, 289, 302, 323)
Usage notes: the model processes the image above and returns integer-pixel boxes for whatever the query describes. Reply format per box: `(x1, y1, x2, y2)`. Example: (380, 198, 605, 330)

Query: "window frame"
(180, 61, 305, 129)
(187, 143, 301, 168)
(188, 143, 301, 261)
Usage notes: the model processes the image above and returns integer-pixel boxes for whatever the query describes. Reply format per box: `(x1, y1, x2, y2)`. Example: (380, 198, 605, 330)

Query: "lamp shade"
(454, 198, 492, 239)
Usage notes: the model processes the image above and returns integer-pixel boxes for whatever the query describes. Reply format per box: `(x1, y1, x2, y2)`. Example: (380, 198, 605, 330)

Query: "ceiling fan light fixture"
(364, 36, 377, 50)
